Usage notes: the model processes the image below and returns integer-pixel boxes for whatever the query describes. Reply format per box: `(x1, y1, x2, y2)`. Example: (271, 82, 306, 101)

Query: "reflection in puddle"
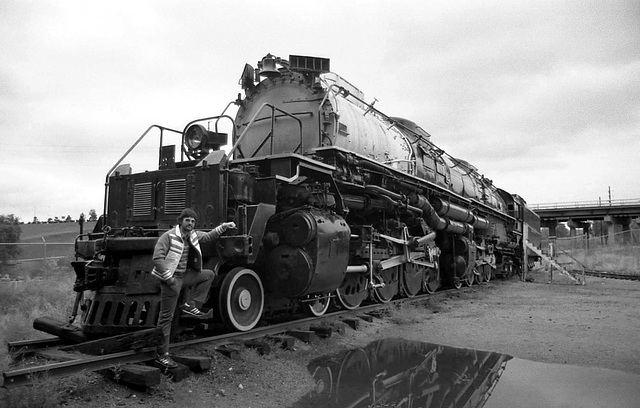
(293, 338, 511, 407)
(291, 338, 640, 408)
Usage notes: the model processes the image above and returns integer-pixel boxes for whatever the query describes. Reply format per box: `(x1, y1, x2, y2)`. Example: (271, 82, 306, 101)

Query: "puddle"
(291, 338, 640, 408)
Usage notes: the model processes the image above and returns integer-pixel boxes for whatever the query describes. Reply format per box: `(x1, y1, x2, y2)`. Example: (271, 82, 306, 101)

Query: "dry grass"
(588, 247, 640, 273)
(1, 257, 77, 407)
(1, 371, 73, 408)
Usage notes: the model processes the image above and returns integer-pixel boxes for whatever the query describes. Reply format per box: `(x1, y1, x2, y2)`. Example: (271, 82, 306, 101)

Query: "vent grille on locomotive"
(132, 182, 153, 217)
(164, 179, 186, 214)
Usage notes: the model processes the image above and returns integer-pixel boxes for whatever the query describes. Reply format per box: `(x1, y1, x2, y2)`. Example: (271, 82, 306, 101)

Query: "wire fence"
(542, 229, 640, 274)
(0, 241, 75, 282)
(0, 241, 74, 261)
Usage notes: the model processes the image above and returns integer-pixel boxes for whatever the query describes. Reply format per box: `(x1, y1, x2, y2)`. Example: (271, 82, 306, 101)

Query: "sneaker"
(181, 303, 207, 318)
(154, 353, 178, 369)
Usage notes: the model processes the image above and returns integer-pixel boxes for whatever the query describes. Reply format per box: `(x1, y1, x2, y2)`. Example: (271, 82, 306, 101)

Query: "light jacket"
(151, 224, 226, 281)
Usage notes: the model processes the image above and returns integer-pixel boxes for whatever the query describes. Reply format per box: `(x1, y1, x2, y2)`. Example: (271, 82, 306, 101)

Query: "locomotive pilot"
(151, 208, 236, 370)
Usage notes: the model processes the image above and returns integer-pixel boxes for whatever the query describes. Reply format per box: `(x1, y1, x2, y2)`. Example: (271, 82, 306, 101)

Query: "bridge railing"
(530, 198, 640, 211)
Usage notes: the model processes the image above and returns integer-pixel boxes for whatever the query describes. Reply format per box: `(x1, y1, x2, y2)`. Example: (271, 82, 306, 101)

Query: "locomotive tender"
(70, 53, 540, 336)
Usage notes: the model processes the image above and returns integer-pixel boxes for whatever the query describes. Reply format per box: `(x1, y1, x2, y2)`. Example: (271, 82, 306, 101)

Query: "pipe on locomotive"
(341, 187, 422, 215)
(345, 265, 368, 273)
(408, 193, 490, 234)
(471, 215, 490, 230)
(408, 193, 446, 231)
(365, 186, 424, 215)
(431, 197, 474, 223)
(443, 219, 471, 235)
(411, 231, 437, 248)
(430, 196, 490, 231)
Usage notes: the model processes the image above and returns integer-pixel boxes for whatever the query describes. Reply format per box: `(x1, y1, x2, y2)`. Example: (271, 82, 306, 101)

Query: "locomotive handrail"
(224, 103, 302, 168)
(102, 124, 182, 224)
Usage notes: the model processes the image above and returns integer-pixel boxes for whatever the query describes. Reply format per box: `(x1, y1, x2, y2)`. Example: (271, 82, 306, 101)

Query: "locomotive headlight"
(184, 124, 229, 158)
(185, 125, 205, 150)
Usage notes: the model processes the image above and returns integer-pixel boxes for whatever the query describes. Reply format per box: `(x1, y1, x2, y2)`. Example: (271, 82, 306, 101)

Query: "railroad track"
(577, 269, 640, 282)
(2, 283, 483, 389)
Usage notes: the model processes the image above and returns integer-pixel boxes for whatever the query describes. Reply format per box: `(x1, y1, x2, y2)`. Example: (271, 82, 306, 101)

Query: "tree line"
(29, 209, 98, 224)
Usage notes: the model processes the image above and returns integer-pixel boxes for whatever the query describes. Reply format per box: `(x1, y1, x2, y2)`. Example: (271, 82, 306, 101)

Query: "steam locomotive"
(69, 53, 540, 336)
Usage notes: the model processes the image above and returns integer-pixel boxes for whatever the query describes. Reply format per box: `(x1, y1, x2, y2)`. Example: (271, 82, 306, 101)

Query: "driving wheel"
(423, 267, 440, 294)
(401, 263, 424, 298)
(218, 267, 264, 331)
(306, 293, 331, 317)
(373, 266, 399, 303)
(336, 273, 369, 310)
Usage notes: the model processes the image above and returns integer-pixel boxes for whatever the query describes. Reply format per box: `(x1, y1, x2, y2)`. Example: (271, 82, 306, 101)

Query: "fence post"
(522, 226, 528, 282)
(42, 237, 47, 263)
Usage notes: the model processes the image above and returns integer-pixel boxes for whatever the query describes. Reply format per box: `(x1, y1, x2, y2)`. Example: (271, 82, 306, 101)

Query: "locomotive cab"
(72, 119, 245, 335)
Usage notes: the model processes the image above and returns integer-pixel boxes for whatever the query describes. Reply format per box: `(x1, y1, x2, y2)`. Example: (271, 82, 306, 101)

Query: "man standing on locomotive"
(151, 208, 236, 370)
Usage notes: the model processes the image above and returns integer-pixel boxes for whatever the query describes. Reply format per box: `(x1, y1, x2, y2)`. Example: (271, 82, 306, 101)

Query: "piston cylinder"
(265, 208, 350, 298)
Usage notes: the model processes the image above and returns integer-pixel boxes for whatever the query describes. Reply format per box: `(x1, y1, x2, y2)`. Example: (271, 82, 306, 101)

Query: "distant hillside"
(19, 222, 97, 243)
(10, 222, 97, 261)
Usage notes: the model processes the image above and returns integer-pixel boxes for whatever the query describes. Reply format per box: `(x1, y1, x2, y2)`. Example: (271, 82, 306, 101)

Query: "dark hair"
(177, 208, 198, 223)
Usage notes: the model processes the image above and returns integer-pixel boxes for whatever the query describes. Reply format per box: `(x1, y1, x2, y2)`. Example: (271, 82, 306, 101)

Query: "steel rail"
(7, 337, 64, 355)
(2, 349, 158, 388)
(577, 269, 640, 281)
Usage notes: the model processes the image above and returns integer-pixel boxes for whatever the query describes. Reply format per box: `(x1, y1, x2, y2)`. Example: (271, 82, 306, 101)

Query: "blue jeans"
(156, 269, 214, 355)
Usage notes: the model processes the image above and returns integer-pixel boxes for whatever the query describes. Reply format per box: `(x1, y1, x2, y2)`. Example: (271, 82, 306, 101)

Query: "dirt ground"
(4, 267, 640, 407)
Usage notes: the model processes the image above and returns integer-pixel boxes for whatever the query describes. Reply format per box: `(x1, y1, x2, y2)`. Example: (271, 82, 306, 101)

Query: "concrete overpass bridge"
(530, 198, 640, 243)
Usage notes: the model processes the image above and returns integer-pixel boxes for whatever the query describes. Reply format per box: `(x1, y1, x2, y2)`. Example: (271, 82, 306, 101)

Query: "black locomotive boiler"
(69, 53, 540, 336)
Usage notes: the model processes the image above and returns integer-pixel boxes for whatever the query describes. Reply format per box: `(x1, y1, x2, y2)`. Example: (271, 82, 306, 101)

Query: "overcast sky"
(1, 0, 639, 222)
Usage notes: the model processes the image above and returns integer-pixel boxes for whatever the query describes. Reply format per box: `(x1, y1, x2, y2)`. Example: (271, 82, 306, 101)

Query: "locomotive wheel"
(483, 265, 492, 283)
(401, 263, 424, 298)
(306, 294, 331, 317)
(453, 277, 463, 289)
(309, 365, 333, 398)
(218, 267, 264, 331)
(373, 338, 412, 368)
(373, 266, 399, 303)
(423, 267, 440, 294)
(473, 267, 483, 284)
(336, 274, 368, 310)
(503, 263, 514, 279)
(336, 348, 371, 405)
(463, 272, 474, 287)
